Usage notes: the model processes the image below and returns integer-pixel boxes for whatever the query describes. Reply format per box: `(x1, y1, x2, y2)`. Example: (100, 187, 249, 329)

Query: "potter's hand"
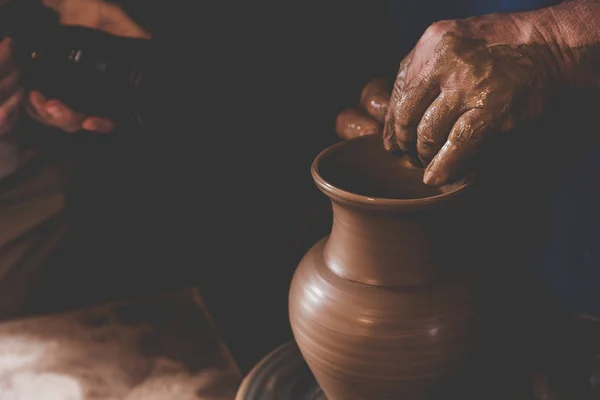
(0, 39, 24, 136)
(335, 78, 390, 140)
(26, 0, 151, 133)
(384, 17, 567, 186)
(385, 0, 600, 186)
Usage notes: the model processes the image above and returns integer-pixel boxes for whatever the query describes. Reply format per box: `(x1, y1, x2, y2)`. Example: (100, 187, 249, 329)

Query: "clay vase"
(289, 135, 480, 399)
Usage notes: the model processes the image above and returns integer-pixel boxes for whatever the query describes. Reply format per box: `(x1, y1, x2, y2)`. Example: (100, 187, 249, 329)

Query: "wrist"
(461, 8, 579, 88)
(501, 8, 576, 88)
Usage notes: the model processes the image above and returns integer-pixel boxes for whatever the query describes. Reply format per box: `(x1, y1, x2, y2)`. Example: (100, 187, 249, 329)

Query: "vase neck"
(323, 202, 451, 287)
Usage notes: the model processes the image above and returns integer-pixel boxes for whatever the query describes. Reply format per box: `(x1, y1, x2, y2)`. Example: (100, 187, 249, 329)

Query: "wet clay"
(384, 34, 559, 187)
(383, 0, 600, 187)
(289, 135, 480, 399)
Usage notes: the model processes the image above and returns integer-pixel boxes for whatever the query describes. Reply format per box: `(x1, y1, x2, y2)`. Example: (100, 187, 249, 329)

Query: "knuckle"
(452, 128, 473, 145)
(418, 136, 443, 161)
(424, 20, 457, 40)
(453, 113, 489, 145)
(392, 109, 412, 131)
(398, 56, 411, 73)
(393, 105, 416, 130)
(416, 130, 438, 149)
(394, 122, 414, 144)
(456, 114, 477, 131)
(392, 77, 406, 96)
(397, 53, 414, 80)
(394, 90, 412, 109)
(394, 120, 409, 139)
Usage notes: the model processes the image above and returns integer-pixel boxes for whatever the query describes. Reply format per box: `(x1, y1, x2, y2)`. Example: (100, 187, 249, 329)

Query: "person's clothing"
(540, 146, 600, 317)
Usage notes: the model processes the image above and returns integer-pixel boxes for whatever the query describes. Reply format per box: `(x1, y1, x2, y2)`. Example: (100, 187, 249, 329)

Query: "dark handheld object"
(0, 0, 154, 123)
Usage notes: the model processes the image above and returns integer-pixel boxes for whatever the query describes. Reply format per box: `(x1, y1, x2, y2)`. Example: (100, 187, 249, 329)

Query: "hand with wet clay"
(335, 78, 390, 140)
(384, 0, 600, 186)
(26, 0, 151, 133)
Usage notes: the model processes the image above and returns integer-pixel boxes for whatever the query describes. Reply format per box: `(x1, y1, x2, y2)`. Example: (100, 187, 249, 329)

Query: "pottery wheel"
(235, 341, 326, 400)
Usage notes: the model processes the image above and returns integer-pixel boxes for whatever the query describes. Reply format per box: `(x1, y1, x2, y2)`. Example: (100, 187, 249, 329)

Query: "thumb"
(360, 78, 390, 123)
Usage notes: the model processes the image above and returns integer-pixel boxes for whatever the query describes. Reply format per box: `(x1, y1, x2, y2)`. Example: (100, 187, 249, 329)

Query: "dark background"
(34, 2, 402, 371)
(29, 1, 600, 378)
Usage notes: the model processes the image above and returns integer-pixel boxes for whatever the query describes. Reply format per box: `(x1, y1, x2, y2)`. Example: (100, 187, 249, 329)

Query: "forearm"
(452, 1, 600, 87)
(514, 0, 600, 87)
(546, 0, 600, 86)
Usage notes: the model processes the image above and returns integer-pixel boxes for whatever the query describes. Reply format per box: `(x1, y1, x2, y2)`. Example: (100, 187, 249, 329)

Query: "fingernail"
(423, 158, 439, 185)
(83, 118, 116, 133)
(423, 169, 436, 185)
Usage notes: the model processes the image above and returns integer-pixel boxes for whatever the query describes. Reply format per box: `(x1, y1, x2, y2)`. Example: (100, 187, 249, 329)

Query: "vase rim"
(311, 136, 473, 211)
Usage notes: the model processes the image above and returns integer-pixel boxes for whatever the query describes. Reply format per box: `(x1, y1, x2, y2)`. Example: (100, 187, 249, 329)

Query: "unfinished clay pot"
(289, 135, 480, 399)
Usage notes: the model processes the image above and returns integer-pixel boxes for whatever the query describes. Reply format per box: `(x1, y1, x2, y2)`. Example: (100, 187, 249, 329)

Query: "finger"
(383, 49, 414, 152)
(335, 109, 381, 140)
(26, 91, 71, 129)
(27, 92, 107, 134)
(82, 117, 116, 133)
(42, 100, 85, 133)
(0, 89, 24, 135)
(423, 108, 491, 186)
(416, 92, 464, 165)
(359, 78, 390, 123)
(27, 90, 48, 118)
(391, 73, 440, 154)
(28, 91, 85, 133)
(395, 49, 414, 89)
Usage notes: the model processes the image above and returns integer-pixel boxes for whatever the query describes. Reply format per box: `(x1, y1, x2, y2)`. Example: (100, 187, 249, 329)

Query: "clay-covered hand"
(384, 18, 561, 186)
(26, 0, 151, 133)
(335, 78, 390, 140)
(0, 39, 24, 137)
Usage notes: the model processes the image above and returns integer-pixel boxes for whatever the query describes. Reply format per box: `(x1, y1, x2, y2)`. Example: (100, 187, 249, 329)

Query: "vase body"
(289, 135, 480, 399)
